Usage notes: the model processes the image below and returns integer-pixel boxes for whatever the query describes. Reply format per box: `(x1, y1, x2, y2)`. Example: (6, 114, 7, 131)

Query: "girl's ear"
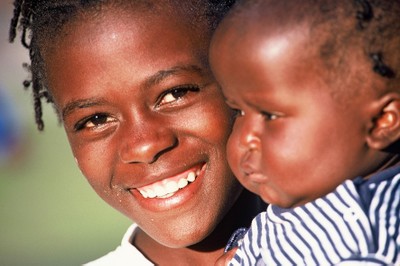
(367, 94, 400, 150)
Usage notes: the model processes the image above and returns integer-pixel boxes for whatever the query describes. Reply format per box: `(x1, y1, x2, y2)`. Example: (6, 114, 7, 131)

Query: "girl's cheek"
(74, 157, 85, 176)
(74, 157, 79, 167)
(227, 134, 240, 174)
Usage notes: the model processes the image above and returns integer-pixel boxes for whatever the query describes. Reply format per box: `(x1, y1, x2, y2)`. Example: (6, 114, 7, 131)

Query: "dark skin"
(211, 2, 400, 265)
(39, 2, 263, 265)
(211, 1, 400, 209)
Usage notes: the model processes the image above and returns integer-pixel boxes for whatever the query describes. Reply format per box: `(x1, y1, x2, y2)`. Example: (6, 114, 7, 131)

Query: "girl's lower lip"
(130, 164, 206, 212)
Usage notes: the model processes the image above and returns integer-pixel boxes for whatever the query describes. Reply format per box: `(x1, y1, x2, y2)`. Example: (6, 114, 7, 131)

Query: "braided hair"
(9, 0, 235, 131)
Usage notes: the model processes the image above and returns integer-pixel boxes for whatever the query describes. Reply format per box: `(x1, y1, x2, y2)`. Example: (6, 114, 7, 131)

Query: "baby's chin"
(251, 185, 297, 208)
(236, 174, 272, 201)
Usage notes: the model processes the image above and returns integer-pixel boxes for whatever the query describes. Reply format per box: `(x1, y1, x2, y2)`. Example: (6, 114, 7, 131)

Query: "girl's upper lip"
(124, 162, 206, 189)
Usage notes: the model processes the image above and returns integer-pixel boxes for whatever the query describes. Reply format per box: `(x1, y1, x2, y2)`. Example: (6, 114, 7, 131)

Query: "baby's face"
(210, 20, 379, 208)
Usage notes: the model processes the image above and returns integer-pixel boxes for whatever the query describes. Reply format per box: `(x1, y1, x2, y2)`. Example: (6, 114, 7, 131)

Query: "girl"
(9, 0, 264, 264)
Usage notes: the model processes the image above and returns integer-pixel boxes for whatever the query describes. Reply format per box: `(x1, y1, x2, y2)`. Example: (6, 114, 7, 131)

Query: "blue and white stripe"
(229, 167, 400, 265)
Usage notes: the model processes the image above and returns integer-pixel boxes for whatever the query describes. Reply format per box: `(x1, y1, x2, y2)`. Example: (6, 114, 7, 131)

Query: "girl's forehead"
(72, 2, 171, 30)
(41, 1, 211, 97)
(43, 1, 207, 54)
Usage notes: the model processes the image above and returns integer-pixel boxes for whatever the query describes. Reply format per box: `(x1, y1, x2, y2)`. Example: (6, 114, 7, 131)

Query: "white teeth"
(154, 186, 165, 196)
(166, 181, 179, 193)
(147, 188, 156, 199)
(158, 192, 175, 198)
(136, 170, 199, 199)
(178, 178, 188, 188)
(138, 190, 148, 198)
(187, 172, 196, 182)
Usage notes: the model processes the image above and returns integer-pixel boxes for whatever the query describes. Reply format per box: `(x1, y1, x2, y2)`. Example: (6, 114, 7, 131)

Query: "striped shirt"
(229, 166, 400, 266)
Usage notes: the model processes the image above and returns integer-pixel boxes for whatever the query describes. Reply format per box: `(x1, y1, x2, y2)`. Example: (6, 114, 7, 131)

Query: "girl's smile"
(130, 163, 206, 212)
(133, 163, 203, 199)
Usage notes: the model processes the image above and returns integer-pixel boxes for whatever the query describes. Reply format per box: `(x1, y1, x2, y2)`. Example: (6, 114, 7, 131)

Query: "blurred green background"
(0, 1, 131, 265)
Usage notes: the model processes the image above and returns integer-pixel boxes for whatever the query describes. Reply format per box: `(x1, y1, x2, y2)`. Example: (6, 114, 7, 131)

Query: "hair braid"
(9, 0, 236, 131)
(9, 0, 22, 43)
(20, 1, 33, 48)
(10, 0, 52, 130)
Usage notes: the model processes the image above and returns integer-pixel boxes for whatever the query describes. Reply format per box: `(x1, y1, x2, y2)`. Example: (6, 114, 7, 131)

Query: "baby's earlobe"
(367, 98, 400, 150)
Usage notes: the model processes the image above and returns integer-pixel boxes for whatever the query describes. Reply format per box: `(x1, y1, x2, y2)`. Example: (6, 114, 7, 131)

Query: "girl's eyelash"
(74, 113, 110, 131)
(72, 85, 201, 131)
(157, 84, 200, 105)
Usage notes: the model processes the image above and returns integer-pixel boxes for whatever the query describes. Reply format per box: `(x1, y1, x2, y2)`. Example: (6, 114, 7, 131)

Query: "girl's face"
(43, 5, 241, 247)
(211, 22, 383, 208)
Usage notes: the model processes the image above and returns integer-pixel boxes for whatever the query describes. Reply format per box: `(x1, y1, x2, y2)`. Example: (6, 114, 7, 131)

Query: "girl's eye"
(74, 113, 116, 131)
(158, 85, 200, 106)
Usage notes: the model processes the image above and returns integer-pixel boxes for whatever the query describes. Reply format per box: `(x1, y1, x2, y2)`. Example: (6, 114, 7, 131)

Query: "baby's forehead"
(223, 0, 357, 38)
(217, 10, 313, 56)
(213, 1, 375, 91)
(219, 3, 309, 41)
(217, 1, 361, 62)
(213, 0, 399, 105)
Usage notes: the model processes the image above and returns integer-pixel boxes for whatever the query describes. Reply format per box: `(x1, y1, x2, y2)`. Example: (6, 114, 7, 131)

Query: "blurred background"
(0, 1, 131, 265)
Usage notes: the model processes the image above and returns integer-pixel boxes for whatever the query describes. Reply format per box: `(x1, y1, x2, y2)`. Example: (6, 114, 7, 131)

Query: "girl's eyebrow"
(145, 64, 203, 87)
(62, 98, 106, 119)
(62, 65, 203, 119)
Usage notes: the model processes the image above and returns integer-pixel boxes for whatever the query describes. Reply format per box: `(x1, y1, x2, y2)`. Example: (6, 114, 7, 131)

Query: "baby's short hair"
(228, 0, 400, 102)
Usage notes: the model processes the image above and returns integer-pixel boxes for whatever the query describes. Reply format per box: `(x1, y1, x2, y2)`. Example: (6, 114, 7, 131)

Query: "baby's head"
(210, 0, 400, 208)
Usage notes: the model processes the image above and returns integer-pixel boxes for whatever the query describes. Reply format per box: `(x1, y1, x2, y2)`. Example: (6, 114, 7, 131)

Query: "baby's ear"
(366, 94, 400, 150)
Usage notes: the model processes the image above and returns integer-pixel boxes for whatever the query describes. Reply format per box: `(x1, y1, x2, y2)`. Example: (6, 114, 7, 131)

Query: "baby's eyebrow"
(224, 98, 237, 106)
(145, 64, 203, 88)
(62, 98, 106, 119)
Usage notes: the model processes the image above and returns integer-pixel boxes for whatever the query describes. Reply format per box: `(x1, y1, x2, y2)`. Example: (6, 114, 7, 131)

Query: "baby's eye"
(261, 111, 279, 121)
(158, 85, 200, 106)
(75, 113, 116, 131)
(232, 108, 245, 118)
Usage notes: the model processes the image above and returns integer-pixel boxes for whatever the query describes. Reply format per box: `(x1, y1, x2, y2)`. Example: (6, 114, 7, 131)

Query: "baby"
(210, 0, 400, 264)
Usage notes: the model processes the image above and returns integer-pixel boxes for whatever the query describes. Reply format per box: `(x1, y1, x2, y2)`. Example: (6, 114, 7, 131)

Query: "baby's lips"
(240, 150, 262, 176)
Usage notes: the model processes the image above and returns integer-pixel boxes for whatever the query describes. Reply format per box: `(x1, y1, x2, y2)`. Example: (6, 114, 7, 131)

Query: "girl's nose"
(119, 118, 177, 164)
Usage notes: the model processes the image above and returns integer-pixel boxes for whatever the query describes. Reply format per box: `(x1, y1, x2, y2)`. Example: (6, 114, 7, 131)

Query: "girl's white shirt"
(84, 224, 154, 266)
